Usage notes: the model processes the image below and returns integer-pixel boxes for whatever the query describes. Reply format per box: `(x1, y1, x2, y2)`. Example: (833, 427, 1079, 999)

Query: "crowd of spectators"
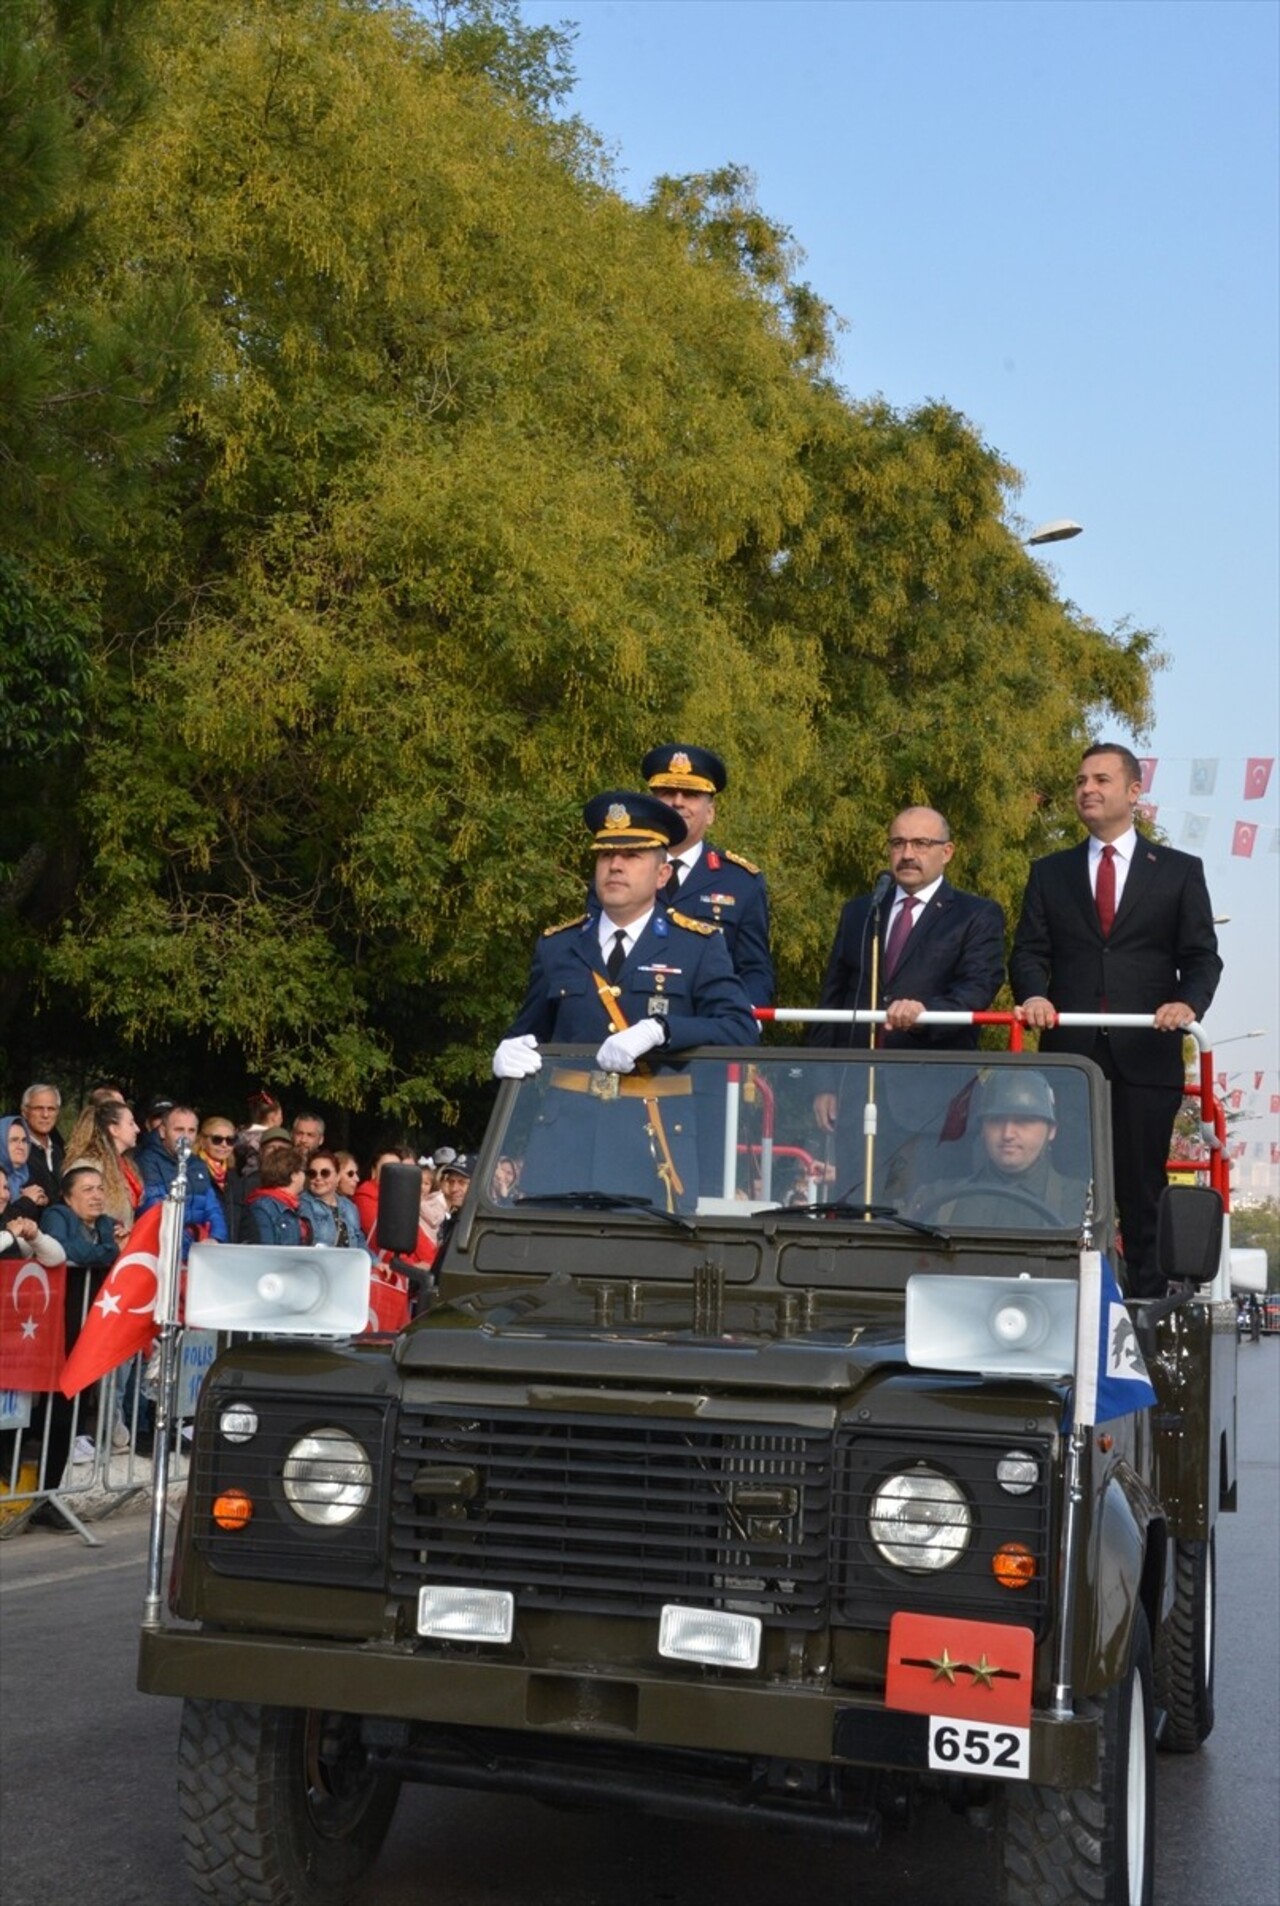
(2, 1081, 480, 1509)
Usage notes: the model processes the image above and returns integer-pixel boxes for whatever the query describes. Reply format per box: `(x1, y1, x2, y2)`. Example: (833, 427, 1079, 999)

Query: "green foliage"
(0, 0, 1159, 1121)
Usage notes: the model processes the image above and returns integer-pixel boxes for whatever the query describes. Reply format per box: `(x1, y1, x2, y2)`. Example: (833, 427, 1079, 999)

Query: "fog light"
(996, 1451, 1039, 1495)
(417, 1586, 514, 1643)
(219, 1406, 259, 1444)
(213, 1490, 253, 1530)
(993, 1542, 1037, 1589)
(658, 1604, 762, 1670)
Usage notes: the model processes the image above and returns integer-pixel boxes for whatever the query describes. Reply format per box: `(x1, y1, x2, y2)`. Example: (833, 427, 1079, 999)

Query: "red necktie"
(884, 895, 918, 978)
(1095, 844, 1117, 936)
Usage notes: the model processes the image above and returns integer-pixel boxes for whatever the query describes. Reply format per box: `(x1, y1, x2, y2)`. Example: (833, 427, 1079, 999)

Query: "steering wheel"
(912, 1183, 1068, 1228)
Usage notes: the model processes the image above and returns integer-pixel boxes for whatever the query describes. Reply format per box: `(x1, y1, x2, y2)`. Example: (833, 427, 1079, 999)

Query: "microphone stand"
(863, 874, 893, 1214)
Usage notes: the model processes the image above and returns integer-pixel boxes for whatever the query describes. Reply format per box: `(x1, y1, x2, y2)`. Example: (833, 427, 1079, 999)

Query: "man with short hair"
(291, 1114, 326, 1160)
(137, 1105, 228, 1248)
(641, 744, 774, 1005)
(810, 809, 1005, 1194)
(1012, 742, 1222, 1296)
(19, 1084, 63, 1200)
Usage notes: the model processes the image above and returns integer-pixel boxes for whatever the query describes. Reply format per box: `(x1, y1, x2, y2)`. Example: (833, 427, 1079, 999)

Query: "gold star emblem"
(928, 1648, 959, 1684)
(969, 1654, 998, 1688)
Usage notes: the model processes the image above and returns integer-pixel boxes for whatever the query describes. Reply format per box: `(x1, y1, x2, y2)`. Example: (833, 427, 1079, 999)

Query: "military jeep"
(138, 1020, 1237, 1906)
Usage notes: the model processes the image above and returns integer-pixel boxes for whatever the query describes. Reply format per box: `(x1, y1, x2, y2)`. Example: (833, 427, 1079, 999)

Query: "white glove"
(595, 1019, 666, 1074)
(493, 1034, 543, 1079)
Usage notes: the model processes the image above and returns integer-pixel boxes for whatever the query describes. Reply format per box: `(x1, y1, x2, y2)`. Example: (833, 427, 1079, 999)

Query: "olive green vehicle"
(139, 1033, 1238, 1906)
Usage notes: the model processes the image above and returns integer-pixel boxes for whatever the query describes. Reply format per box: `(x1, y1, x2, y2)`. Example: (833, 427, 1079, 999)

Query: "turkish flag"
(1244, 758, 1274, 799)
(1270, 1094, 1280, 1116)
(1232, 821, 1257, 858)
(0, 1258, 67, 1391)
(1138, 757, 1157, 792)
(365, 1263, 411, 1334)
(59, 1204, 164, 1397)
(885, 1612, 1035, 1728)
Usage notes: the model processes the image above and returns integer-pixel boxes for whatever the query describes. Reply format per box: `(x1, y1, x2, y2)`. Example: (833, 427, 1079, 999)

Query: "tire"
(178, 1699, 401, 1906)
(998, 1608, 1155, 1906)
(1154, 1533, 1216, 1751)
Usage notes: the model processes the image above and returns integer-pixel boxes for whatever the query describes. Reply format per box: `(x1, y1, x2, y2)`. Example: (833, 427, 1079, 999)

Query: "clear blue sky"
(521, 0, 1279, 1182)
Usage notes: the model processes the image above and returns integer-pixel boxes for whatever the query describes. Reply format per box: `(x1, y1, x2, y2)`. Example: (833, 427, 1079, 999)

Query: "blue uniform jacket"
(508, 903, 760, 1050)
(669, 840, 774, 1006)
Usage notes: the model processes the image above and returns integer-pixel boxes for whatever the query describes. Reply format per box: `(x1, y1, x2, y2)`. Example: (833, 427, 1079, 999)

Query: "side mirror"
(377, 1163, 424, 1255)
(1155, 1184, 1223, 1289)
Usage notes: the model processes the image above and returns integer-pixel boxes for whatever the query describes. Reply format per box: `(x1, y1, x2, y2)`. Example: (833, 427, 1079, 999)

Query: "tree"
(1, 0, 1156, 1125)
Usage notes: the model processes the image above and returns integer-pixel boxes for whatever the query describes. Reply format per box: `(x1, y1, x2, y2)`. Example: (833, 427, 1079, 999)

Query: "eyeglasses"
(308, 1170, 335, 1183)
(205, 1134, 236, 1146)
(886, 836, 949, 852)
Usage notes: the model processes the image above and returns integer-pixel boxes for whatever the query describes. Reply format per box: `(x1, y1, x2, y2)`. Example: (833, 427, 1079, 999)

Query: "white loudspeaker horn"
(1229, 1248, 1268, 1296)
(906, 1273, 1078, 1379)
(186, 1245, 373, 1335)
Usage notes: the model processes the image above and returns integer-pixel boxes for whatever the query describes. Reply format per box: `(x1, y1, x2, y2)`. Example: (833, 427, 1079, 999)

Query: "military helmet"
(976, 1069, 1056, 1123)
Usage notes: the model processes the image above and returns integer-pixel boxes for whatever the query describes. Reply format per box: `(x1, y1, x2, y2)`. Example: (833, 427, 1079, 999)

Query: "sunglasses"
(205, 1134, 236, 1146)
(308, 1170, 335, 1182)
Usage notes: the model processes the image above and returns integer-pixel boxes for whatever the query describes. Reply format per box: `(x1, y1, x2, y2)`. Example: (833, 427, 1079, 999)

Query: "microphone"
(869, 870, 894, 918)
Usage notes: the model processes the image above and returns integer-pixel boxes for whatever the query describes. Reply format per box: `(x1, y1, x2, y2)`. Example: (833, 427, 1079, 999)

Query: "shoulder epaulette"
(723, 848, 763, 876)
(670, 910, 719, 936)
(542, 914, 589, 938)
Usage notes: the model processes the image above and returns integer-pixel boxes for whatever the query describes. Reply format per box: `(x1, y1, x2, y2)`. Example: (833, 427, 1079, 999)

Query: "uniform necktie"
(668, 859, 685, 891)
(606, 928, 627, 981)
(884, 895, 918, 978)
(1095, 843, 1117, 936)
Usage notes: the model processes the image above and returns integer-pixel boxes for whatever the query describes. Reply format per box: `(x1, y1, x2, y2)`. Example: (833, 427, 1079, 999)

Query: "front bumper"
(137, 1627, 1098, 1787)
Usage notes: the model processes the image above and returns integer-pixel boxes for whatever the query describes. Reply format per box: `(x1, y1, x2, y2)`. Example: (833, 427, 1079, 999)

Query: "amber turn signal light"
(213, 1490, 254, 1530)
(992, 1542, 1036, 1589)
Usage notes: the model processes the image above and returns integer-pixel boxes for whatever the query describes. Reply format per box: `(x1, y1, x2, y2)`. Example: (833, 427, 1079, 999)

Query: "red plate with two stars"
(885, 1613, 1036, 1779)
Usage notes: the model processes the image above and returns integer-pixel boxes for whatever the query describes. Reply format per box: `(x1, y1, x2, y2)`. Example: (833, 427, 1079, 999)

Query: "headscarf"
(0, 1115, 32, 1197)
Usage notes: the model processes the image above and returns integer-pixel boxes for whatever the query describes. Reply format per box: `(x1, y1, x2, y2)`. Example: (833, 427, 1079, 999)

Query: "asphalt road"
(2, 1343, 1277, 1906)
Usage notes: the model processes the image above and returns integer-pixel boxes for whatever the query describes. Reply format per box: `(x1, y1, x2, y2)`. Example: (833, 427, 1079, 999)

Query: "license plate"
(927, 1717, 1030, 1779)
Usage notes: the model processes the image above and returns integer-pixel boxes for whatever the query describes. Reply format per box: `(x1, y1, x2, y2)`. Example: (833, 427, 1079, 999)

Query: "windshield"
(483, 1050, 1095, 1235)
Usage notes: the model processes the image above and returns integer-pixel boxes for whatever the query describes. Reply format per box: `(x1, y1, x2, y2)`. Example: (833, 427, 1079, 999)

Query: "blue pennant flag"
(1070, 1250, 1158, 1429)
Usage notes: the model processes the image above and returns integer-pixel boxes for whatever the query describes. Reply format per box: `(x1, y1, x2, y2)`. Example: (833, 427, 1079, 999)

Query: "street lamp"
(1026, 519, 1084, 546)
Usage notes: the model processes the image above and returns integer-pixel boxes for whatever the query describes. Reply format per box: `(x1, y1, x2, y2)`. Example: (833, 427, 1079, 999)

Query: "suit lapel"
(1066, 839, 1100, 937)
(1110, 834, 1158, 935)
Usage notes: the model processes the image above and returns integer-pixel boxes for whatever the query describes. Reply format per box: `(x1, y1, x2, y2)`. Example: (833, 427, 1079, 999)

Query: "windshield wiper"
(514, 1191, 694, 1232)
(773, 1200, 951, 1244)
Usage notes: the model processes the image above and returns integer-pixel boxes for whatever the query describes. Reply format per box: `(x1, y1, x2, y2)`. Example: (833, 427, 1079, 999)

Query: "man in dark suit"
(493, 791, 759, 1210)
(811, 808, 1006, 1195)
(641, 744, 775, 1006)
(1011, 742, 1222, 1296)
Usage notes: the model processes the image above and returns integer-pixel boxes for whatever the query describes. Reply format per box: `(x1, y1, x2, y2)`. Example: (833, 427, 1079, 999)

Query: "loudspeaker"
(1229, 1247, 1267, 1296)
(906, 1273, 1078, 1378)
(186, 1245, 372, 1334)
(376, 1163, 425, 1256)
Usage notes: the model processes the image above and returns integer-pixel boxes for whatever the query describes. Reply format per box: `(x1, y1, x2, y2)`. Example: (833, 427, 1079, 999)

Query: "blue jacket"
(243, 1192, 312, 1247)
(137, 1132, 229, 1249)
(298, 1191, 366, 1250)
(40, 1203, 119, 1271)
(667, 841, 774, 1006)
(507, 903, 760, 1051)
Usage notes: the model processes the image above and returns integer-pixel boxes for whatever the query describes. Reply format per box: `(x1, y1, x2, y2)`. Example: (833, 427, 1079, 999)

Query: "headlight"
(996, 1450, 1040, 1495)
(282, 1427, 372, 1527)
(869, 1466, 971, 1572)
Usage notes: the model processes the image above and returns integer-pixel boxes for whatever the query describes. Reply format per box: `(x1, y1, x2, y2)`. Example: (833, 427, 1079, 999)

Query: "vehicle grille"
(390, 1407, 832, 1626)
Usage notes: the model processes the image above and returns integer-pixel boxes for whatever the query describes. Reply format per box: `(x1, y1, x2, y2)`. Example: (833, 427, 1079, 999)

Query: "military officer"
(492, 792, 759, 1210)
(640, 744, 775, 1006)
